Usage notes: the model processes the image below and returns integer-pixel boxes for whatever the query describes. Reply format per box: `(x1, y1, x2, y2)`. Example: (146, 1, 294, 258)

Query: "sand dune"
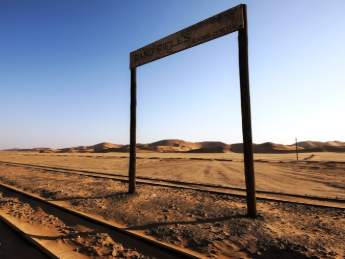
(296, 141, 325, 149)
(253, 142, 301, 153)
(5, 139, 345, 154)
(323, 140, 345, 147)
(68, 139, 345, 154)
(89, 142, 123, 150)
(185, 144, 232, 153)
(296, 140, 345, 149)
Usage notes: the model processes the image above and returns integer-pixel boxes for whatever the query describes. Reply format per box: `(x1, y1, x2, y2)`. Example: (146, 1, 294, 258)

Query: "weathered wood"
(129, 3, 257, 217)
(128, 68, 137, 194)
(130, 5, 244, 69)
(238, 4, 257, 218)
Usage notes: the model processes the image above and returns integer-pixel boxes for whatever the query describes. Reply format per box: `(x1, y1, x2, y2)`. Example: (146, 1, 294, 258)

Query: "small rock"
(328, 251, 338, 256)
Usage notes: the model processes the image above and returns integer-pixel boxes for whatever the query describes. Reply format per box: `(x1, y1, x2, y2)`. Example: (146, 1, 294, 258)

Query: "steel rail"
(0, 182, 202, 259)
(1, 161, 345, 210)
(0, 215, 55, 259)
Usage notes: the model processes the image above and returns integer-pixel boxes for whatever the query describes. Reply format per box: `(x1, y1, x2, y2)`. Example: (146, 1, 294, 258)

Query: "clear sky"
(1, 0, 344, 149)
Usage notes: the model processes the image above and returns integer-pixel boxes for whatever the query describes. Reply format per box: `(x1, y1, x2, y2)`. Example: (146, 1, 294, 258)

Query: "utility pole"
(295, 137, 298, 163)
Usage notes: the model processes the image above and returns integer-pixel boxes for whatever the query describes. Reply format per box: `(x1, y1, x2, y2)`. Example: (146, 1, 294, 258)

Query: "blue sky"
(1, 0, 344, 149)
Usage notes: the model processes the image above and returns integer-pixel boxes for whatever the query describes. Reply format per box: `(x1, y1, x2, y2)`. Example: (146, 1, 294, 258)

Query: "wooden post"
(295, 137, 298, 163)
(238, 4, 257, 218)
(129, 68, 137, 194)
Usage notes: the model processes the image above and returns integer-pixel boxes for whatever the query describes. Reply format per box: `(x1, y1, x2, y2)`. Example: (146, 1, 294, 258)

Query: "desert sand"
(0, 163, 344, 259)
(0, 140, 344, 258)
(0, 151, 344, 199)
(5, 139, 345, 154)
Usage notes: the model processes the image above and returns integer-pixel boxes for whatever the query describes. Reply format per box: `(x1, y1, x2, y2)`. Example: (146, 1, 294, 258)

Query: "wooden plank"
(130, 4, 244, 69)
(238, 4, 257, 218)
(128, 68, 137, 194)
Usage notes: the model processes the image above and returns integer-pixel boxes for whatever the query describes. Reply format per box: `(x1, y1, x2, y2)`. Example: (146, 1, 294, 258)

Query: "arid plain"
(1, 150, 344, 199)
(0, 140, 344, 258)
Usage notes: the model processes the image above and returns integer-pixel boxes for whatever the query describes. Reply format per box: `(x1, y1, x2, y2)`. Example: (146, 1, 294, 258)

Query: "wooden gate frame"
(128, 4, 257, 217)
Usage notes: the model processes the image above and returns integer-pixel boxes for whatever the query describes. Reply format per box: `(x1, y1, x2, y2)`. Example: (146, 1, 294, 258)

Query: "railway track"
(1, 161, 345, 209)
(0, 182, 202, 259)
(0, 215, 51, 259)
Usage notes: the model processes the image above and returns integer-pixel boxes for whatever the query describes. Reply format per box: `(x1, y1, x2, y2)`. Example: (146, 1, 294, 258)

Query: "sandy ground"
(0, 185, 159, 259)
(0, 152, 344, 199)
(0, 163, 344, 259)
(0, 203, 50, 259)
